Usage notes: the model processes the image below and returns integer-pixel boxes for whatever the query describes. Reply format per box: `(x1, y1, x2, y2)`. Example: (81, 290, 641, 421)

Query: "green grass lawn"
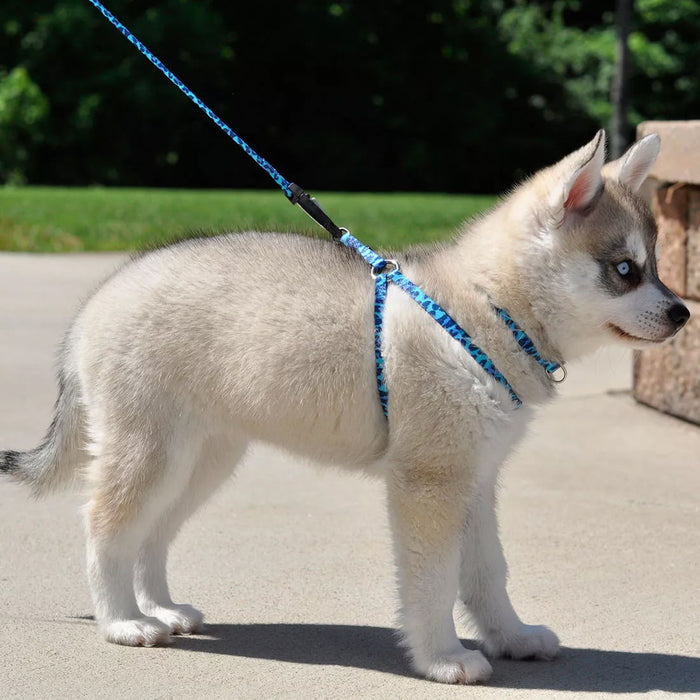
(0, 187, 498, 252)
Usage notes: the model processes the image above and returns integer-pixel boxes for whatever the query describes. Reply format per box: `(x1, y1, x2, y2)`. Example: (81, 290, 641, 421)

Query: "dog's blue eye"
(616, 261, 631, 276)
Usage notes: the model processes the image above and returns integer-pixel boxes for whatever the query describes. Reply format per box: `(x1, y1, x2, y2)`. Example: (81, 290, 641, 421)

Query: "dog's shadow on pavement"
(175, 622, 699, 693)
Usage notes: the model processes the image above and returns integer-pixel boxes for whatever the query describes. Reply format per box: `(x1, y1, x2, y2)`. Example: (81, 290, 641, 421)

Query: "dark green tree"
(0, 66, 49, 183)
(1, 1, 698, 190)
(497, 0, 700, 152)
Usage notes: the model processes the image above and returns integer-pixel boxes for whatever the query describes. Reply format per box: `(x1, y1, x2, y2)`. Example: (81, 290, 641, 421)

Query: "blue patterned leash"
(86, 0, 344, 239)
(87, 0, 565, 417)
(340, 232, 565, 416)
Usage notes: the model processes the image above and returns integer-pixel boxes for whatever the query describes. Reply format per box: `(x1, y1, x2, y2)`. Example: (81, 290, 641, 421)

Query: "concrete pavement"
(1, 253, 698, 699)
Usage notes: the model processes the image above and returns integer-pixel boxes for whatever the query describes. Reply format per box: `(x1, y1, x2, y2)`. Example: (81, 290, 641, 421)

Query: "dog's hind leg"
(459, 475, 560, 660)
(84, 415, 207, 646)
(133, 431, 247, 634)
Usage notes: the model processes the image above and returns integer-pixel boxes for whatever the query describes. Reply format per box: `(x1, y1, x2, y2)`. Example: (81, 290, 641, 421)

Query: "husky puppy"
(1, 131, 689, 684)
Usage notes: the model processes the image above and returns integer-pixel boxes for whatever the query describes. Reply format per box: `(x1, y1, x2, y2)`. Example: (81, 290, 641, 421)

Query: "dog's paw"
(419, 649, 493, 685)
(483, 623, 560, 660)
(103, 617, 173, 646)
(150, 604, 204, 635)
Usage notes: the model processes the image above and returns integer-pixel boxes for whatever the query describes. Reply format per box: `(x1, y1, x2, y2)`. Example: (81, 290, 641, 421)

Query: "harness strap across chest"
(339, 231, 564, 418)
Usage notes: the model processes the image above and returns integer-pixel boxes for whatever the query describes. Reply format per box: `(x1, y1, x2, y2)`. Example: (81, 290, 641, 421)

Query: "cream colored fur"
(2, 131, 689, 684)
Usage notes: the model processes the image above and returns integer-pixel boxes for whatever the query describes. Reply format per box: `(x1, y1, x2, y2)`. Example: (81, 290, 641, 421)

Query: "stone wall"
(633, 121, 700, 424)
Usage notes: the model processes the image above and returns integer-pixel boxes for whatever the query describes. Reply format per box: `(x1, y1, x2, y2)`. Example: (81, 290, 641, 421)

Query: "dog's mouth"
(606, 323, 666, 344)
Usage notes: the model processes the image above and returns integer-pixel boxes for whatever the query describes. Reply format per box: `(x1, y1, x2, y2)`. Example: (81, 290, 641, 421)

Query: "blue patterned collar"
(340, 231, 565, 418)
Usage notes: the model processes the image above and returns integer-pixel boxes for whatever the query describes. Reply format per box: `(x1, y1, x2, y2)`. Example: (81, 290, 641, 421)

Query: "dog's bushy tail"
(1, 368, 85, 497)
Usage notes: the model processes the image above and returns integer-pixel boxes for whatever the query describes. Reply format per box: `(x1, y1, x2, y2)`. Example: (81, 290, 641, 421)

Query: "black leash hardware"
(288, 183, 344, 241)
(85, 0, 347, 244)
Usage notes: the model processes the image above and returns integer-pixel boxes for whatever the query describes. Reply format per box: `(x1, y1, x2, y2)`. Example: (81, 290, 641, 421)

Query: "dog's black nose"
(668, 303, 690, 328)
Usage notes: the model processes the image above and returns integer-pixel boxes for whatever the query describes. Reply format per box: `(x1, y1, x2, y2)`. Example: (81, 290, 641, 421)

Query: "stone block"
(637, 121, 700, 185)
(652, 185, 687, 298)
(633, 300, 700, 424)
(687, 189, 700, 302)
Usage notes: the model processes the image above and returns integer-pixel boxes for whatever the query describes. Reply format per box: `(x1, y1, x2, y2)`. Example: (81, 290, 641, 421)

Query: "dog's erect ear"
(601, 133, 660, 192)
(549, 130, 606, 221)
(563, 130, 606, 213)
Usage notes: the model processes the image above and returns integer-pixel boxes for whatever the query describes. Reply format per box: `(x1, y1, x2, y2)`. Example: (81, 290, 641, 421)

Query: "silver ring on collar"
(548, 365, 567, 383)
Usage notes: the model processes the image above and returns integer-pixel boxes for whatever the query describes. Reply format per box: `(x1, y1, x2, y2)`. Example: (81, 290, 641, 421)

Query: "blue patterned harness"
(87, 0, 565, 418)
(340, 231, 563, 417)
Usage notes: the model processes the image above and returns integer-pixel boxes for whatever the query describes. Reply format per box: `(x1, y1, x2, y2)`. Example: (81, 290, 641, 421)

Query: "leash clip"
(288, 183, 344, 241)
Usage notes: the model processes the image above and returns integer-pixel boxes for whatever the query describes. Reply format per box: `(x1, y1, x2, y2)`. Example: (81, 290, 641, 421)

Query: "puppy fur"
(1, 131, 689, 684)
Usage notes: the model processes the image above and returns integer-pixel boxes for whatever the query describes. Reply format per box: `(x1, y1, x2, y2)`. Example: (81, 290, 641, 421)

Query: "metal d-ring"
(371, 259, 400, 278)
(547, 365, 567, 383)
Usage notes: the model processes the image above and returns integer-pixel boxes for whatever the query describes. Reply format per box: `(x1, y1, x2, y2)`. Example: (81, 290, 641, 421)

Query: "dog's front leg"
(459, 476, 560, 660)
(386, 465, 492, 684)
